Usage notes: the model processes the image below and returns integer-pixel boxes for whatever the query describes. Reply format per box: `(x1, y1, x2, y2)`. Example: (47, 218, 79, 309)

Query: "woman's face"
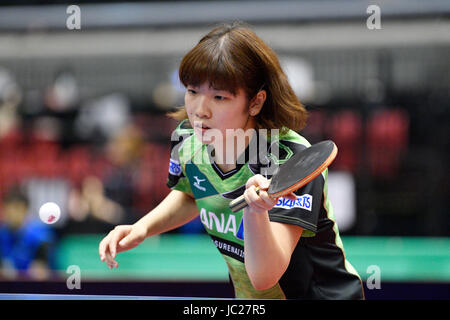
(184, 82, 256, 146)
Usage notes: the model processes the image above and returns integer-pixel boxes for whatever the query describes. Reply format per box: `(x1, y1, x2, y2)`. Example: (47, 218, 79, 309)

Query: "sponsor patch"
(168, 158, 182, 176)
(274, 194, 313, 211)
(210, 235, 244, 262)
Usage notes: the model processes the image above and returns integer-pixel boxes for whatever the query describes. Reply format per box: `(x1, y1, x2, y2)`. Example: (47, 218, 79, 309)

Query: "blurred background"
(0, 0, 448, 299)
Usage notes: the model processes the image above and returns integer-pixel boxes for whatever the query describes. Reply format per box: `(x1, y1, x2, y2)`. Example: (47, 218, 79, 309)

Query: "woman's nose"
(195, 96, 211, 119)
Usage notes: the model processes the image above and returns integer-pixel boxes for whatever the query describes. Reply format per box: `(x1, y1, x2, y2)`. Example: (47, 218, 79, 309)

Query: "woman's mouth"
(195, 123, 211, 133)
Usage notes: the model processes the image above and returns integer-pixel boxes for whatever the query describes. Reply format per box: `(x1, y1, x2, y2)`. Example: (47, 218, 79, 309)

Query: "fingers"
(108, 226, 127, 258)
(244, 184, 277, 214)
(99, 233, 117, 269)
(117, 233, 135, 249)
(244, 174, 276, 214)
(119, 223, 147, 249)
(104, 251, 118, 270)
(99, 236, 118, 269)
(245, 174, 270, 190)
(98, 225, 131, 269)
(244, 175, 299, 214)
(98, 233, 111, 262)
(285, 192, 297, 201)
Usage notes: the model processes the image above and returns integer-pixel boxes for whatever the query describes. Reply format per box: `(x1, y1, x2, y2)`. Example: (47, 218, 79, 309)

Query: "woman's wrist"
(133, 217, 151, 238)
(243, 206, 270, 220)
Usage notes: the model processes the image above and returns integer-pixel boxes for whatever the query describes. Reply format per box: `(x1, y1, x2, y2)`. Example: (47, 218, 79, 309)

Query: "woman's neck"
(212, 128, 256, 173)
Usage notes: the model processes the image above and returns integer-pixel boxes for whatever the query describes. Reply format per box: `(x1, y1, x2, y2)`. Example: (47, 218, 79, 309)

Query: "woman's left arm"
(242, 175, 303, 291)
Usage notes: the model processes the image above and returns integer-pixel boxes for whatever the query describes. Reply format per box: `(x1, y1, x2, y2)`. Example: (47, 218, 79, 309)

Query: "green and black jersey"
(167, 120, 364, 299)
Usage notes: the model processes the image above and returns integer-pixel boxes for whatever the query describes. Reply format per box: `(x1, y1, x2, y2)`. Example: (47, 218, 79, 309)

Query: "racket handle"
(229, 195, 248, 213)
(229, 188, 260, 213)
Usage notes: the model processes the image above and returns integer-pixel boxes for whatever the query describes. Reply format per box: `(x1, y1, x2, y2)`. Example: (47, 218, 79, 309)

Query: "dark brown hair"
(168, 21, 307, 134)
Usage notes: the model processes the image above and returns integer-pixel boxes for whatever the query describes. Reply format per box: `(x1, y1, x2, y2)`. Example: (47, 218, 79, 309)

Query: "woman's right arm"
(98, 189, 198, 269)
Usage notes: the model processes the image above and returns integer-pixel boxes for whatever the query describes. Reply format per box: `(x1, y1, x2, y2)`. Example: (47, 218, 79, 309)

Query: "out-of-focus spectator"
(59, 176, 125, 236)
(43, 68, 81, 148)
(0, 67, 24, 200)
(102, 123, 145, 221)
(329, 110, 363, 173)
(74, 93, 131, 145)
(0, 67, 22, 139)
(0, 186, 55, 280)
(44, 68, 79, 114)
(301, 110, 328, 143)
(367, 108, 409, 178)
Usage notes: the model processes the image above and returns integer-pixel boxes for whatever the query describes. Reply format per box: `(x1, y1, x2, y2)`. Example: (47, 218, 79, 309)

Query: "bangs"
(179, 38, 245, 96)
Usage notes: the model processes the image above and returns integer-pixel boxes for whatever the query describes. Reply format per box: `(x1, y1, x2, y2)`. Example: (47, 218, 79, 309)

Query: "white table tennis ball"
(39, 202, 61, 224)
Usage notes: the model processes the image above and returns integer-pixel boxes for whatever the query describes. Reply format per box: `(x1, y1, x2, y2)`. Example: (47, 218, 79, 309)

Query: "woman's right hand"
(98, 223, 148, 269)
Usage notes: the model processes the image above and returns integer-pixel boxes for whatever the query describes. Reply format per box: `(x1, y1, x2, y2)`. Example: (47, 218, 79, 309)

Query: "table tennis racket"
(229, 140, 338, 213)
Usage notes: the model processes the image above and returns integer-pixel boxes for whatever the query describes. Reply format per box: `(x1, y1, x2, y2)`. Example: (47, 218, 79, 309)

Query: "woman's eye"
(187, 89, 197, 94)
(215, 95, 226, 101)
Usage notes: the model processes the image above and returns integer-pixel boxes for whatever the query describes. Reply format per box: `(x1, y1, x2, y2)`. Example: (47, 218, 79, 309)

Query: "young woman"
(99, 22, 364, 300)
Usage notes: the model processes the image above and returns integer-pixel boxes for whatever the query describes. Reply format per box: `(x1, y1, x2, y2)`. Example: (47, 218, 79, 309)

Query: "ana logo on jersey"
(199, 208, 245, 241)
(236, 219, 244, 240)
(200, 208, 238, 237)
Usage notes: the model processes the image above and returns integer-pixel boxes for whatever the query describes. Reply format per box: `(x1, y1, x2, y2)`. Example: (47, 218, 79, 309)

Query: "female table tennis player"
(99, 22, 364, 299)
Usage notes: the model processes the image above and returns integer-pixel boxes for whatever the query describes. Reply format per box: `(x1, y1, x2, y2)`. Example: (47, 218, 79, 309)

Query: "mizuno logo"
(185, 163, 218, 198)
(193, 176, 206, 191)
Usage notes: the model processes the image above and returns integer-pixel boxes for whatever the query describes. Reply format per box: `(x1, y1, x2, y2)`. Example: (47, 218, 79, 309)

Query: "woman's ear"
(249, 90, 266, 116)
